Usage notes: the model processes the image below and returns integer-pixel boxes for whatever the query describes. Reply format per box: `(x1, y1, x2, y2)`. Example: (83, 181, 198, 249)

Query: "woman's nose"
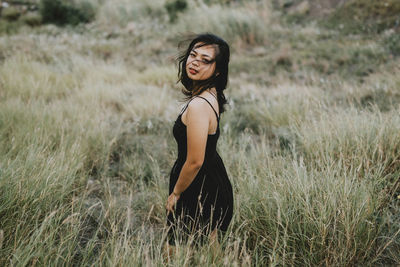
(192, 59, 200, 66)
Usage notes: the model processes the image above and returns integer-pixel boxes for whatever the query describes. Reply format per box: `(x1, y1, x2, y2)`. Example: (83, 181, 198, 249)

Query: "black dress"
(167, 96, 234, 245)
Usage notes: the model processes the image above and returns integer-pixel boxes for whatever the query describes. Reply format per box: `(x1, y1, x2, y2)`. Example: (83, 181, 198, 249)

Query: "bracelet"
(172, 190, 180, 197)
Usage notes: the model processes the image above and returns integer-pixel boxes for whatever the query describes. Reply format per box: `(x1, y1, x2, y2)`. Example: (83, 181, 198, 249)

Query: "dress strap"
(179, 98, 193, 115)
(195, 96, 220, 122)
(179, 96, 220, 122)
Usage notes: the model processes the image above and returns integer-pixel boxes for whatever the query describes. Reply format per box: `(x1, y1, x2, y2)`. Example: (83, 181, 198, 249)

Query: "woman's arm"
(166, 98, 210, 213)
(173, 98, 209, 195)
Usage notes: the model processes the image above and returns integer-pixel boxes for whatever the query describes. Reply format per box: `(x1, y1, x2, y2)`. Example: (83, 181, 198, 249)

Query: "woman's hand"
(166, 192, 180, 214)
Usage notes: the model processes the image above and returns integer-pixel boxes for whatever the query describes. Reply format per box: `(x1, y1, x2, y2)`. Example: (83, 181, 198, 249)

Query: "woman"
(165, 33, 234, 249)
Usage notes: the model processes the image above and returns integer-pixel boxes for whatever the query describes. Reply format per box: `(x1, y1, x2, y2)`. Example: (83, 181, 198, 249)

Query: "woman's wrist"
(172, 189, 181, 196)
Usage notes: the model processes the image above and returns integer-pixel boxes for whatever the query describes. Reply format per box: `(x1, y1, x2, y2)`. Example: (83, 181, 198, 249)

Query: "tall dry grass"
(0, 0, 400, 265)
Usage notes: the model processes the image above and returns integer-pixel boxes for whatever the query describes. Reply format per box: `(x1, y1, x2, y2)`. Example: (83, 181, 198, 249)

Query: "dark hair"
(177, 33, 230, 114)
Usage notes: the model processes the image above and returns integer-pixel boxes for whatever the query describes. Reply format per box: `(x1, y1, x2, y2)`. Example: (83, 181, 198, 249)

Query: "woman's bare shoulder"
(186, 97, 210, 114)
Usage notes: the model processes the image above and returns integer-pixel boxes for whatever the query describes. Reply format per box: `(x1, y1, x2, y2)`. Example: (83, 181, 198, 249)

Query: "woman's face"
(186, 43, 217, 81)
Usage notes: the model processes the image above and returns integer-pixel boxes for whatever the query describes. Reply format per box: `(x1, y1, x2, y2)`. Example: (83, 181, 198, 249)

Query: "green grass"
(324, 0, 400, 34)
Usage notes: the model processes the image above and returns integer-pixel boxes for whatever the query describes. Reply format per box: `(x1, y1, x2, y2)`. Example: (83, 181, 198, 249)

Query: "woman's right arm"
(172, 98, 210, 195)
(166, 99, 210, 213)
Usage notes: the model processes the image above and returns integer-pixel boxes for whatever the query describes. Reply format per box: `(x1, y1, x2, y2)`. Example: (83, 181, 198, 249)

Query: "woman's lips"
(189, 68, 198, 74)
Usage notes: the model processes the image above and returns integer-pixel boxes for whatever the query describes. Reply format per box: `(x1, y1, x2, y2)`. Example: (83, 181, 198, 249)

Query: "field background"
(1, 0, 400, 265)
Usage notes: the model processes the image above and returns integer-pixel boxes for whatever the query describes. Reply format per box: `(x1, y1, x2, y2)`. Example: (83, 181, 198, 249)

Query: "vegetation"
(0, 0, 399, 265)
(385, 33, 400, 57)
(165, 0, 187, 22)
(325, 0, 400, 34)
(39, 0, 96, 26)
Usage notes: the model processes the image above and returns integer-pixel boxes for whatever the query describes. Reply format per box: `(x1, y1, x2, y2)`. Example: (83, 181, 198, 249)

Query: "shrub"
(385, 33, 400, 57)
(165, 0, 187, 22)
(2, 6, 21, 21)
(39, 0, 95, 26)
(21, 12, 43, 26)
(0, 19, 23, 35)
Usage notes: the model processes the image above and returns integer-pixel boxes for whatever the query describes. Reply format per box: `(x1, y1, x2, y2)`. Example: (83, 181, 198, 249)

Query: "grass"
(324, 0, 400, 34)
(170, 1, 271, 47)
(0, 0, 400, 265)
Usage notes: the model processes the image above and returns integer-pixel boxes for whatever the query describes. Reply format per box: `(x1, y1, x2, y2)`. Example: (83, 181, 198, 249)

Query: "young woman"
(165, 33, 234, 249)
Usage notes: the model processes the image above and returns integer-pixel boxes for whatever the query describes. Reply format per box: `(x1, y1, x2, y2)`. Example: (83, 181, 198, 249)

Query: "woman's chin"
(187, 73, 197, 80)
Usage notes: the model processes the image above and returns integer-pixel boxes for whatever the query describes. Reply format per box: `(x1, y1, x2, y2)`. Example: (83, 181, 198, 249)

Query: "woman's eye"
(202, 59, 210, 64)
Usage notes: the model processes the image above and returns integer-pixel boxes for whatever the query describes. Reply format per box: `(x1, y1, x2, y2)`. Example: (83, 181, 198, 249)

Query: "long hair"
(177, 33, 230, 114)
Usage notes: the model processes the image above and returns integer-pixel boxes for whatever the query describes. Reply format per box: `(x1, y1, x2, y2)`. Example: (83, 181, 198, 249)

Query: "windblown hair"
(177, 33, 230, 114)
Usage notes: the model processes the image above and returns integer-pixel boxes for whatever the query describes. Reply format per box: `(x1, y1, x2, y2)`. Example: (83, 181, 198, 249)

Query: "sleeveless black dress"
(167, 96, 234, 245)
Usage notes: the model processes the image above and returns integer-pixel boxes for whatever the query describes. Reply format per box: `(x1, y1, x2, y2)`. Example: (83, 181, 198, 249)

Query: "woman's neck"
(192, 87, 217, 98)
(206, 87, 217, 96)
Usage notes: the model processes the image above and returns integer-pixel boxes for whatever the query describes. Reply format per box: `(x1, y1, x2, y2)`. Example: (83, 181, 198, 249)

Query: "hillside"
(0, 0, 399, 265)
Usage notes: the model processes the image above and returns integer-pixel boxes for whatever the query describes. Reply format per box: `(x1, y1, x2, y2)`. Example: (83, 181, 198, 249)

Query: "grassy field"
(1, 0, 400, 265)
